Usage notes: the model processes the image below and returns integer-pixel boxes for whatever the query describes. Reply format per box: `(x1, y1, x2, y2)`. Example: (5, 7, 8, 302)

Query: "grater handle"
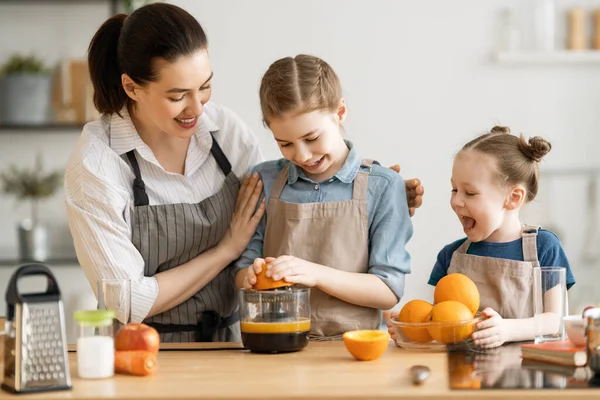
(5, 263, 61, 321)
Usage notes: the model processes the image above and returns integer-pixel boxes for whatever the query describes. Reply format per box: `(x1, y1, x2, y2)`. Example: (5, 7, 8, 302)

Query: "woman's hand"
(219, 173, 266, 260)
(267, 255, 324, 287)
(472, 307, 510, 348)
(389, 165, 424, 217)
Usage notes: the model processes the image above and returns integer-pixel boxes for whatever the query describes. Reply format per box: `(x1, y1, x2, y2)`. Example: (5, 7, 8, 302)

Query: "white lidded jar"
(73, 309, 116, 379)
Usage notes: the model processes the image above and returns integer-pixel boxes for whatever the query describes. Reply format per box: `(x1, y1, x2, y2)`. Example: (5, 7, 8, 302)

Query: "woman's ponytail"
(87, 14, 128, 115)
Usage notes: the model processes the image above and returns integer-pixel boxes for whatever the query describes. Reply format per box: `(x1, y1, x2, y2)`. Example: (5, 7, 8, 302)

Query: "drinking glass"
(532, 267, 567, 344)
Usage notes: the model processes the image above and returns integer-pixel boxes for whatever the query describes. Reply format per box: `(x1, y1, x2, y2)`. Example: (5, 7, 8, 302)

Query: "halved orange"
(253, 263, 293, 290)
(343, 330, 390, 361)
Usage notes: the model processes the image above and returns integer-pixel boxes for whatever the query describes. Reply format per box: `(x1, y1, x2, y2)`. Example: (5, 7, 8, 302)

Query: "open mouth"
(174, 116, 198, 129)
(302, 157, 324, 171)
(460, 215, 476, 231)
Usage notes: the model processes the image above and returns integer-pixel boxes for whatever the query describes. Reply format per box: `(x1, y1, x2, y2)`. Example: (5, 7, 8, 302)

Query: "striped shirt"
(64, 102, 264, 323)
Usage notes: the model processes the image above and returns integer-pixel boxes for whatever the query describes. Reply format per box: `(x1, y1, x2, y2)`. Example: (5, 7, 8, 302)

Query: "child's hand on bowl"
(471, 308, 510, 349)
(386, 311, 399, 342)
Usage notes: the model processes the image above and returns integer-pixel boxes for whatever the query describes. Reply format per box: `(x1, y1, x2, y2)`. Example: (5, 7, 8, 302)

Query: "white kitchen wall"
(1, 1, 599, 326)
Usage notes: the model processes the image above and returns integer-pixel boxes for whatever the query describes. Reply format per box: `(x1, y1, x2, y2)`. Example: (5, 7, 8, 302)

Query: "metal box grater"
(1, 264, 71, 394)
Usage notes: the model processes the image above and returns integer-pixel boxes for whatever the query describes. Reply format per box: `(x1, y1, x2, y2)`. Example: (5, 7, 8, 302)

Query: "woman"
(64, 2, 424, 342)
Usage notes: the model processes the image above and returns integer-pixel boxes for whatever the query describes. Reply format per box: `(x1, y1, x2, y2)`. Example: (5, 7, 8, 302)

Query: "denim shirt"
(234, 141, 413, 300)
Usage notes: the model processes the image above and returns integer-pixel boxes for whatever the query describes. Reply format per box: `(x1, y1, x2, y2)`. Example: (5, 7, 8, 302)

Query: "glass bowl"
(390, 314, 484, 351)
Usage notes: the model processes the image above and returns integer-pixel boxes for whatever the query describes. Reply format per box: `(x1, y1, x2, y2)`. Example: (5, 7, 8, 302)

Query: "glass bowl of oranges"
(390, 273, 484, 351)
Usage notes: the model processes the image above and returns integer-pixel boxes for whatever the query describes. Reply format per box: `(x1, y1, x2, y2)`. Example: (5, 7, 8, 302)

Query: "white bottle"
(534, 0, 556, 52)
(496, 8, 521, 52)
(74, 309, 116, 379)
(77, 336, 115, 379)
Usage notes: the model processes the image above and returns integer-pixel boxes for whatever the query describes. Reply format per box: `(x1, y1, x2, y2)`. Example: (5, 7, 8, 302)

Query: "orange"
(427, 301, 476, 344)
(398, 300, 433, 343)
(253, 263, 293, 290)
(434, 273, 480, 315)
(448, 353, 481, 389)
(343, 330, 390, 361)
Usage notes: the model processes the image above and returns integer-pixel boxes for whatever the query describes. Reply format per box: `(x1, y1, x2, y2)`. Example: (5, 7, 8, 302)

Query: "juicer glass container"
(239, 287, 310, 353)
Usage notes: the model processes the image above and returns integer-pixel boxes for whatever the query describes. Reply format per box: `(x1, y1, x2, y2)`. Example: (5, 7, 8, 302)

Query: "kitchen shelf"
(0, 0, 119, 15)
(0, 122, 84, 132)
(0, 247, 79, 267)
(0, 258, 79, 267)
(542, 167, 600, 177)
(494, 50, 600, 65)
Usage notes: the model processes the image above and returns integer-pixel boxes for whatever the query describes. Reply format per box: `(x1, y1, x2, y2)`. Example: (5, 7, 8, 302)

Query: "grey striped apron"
(125, 133, 241, 342)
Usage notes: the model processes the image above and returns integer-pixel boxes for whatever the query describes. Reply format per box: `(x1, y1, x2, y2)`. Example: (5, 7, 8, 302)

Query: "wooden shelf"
(0, 258, 79, 267)
(494, 50, 600, 65)
(0, 122, 84, 132)
(0, 0, 119, 15)
(0, 247, 79, 267)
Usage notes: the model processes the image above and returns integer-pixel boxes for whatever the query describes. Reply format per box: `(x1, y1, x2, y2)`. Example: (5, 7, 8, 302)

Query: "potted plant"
(0, 155, 62, 261)
(0, 54, 53, 125)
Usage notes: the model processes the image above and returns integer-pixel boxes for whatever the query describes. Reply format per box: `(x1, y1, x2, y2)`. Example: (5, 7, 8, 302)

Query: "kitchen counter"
(1, 340, 599, 399)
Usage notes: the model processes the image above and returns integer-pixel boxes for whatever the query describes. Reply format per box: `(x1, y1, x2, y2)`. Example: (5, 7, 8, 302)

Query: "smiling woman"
(65, 2, 266, 343)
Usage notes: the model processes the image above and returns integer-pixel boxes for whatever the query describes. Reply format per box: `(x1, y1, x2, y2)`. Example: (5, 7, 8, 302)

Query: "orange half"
(343, 330, 390, 361)
(253, 263, 293, 290)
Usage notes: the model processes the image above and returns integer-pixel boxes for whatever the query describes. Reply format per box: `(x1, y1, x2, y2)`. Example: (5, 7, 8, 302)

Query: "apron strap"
(126, 150, 150, 207)
(521, 224, 540, 263)
(271, 163, 290, 200)
(126, 131, 231, 207)
(352, 159, 374, 200)
(272, 158, 375, 201)
(209, 132, 232, 177)
(455, 239, 471, 254)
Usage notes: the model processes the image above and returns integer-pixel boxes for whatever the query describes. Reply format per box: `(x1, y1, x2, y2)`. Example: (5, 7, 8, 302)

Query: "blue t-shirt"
(427, 229, 576, 290)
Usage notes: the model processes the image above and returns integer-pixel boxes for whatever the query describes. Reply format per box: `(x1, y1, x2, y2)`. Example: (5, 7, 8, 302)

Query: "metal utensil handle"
(5, 263, 61, 321)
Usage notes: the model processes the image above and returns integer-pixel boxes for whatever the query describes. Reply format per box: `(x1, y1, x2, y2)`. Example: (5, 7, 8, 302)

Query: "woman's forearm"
(148, 245, 237, 317)
(316, 268, 398, 310)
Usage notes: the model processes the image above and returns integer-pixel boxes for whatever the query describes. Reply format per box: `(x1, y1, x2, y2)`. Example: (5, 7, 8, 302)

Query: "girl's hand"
(472, 307, 509, 348)
(267, 255, 324, 287)
(386, 311, 399, 343)
(219, 173, 266, 259)
(389, 165, 424, 217)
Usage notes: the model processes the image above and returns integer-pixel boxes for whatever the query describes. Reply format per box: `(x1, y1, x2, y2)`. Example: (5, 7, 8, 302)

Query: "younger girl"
(235, 55, 414, 338)
(388, 126, 575, 348)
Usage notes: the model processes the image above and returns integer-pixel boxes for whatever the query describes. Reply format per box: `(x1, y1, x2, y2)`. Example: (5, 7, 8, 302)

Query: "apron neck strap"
(521, 224, 540, 262)
(352, 160, 374, 200)
(209, 132, 232, 177)
(270, 163, 289, 200)
(271, 159, 375, 201)
(126, 150, 150, 207)
(456, 225, 540, 261)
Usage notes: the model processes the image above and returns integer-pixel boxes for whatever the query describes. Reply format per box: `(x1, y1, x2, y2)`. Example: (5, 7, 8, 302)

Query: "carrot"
(114, 350, 157, 376)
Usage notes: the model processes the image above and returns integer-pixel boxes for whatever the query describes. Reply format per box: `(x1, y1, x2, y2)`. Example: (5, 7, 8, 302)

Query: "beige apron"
(447, 225, 540, 319)
(263, 161, 380, 339)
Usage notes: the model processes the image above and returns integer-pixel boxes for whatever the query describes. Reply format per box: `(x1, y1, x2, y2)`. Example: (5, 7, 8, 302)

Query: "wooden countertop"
(1, 340, 599, 399)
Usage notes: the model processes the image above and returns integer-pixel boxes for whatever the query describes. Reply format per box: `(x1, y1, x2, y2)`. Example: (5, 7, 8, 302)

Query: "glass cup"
(97, 278, 131, 332)
(532, 267, 567, 344)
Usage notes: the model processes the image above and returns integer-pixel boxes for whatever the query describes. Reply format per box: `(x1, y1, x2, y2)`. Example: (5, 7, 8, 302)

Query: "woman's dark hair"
(88, 2, 208, 115)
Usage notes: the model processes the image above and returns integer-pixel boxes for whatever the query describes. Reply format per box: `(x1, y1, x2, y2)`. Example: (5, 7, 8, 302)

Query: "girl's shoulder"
(536, 228, 562, 242)
(364, 162, 405, 187)
(251, 158, 288, 176)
